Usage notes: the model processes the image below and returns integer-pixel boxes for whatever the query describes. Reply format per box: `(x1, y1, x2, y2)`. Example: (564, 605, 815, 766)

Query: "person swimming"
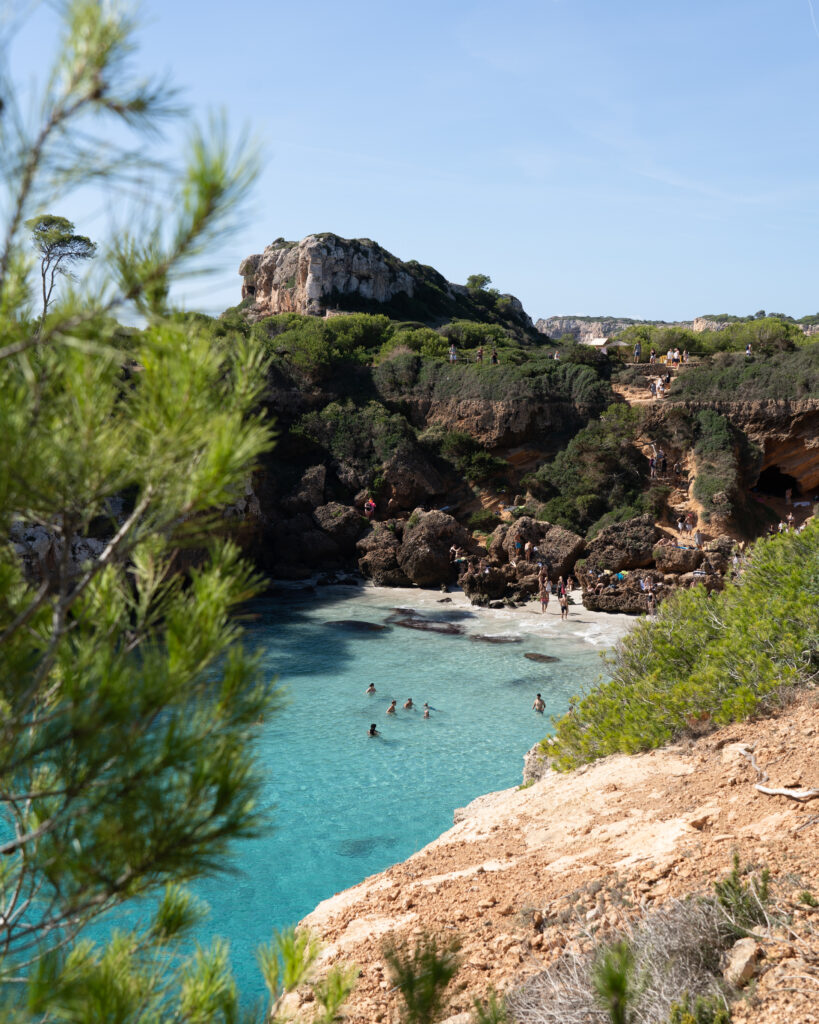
(386, 699, 397, 714)
(368, 723, 379, 736)
(532, 693, 545, 713)
(365, 683, 376, 695)
(423, 702, 430, 718)
(403, 697, 414, 709)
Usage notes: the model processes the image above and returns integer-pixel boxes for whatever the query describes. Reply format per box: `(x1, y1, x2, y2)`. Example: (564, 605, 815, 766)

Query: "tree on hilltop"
(466, 273, 492, 292)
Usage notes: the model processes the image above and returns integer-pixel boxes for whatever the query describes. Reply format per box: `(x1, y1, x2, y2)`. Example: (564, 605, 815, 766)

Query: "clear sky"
(6, 0, 819, 322)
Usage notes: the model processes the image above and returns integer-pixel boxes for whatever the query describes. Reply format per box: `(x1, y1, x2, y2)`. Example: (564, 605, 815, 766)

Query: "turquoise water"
(180, 585, 630, 998)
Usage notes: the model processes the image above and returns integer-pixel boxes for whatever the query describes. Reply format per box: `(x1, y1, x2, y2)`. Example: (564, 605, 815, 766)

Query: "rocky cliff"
(239, 234, 535, 334)
(536, 316, 692, 343)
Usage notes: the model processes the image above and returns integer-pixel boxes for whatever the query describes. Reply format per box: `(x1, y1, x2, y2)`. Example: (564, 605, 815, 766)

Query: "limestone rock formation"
(536, 316, 692, 343)
(584, 515, 659, 573)
(500, 517, 585, 578)
(311, 503, 366, 553)
(397, 509, 471, 587)
(356, 522, 411, 587)
(653, 543, 703, 574)
(238, 233, 533, 331)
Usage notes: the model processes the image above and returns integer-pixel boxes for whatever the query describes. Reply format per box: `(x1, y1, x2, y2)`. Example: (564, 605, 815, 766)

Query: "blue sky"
(6, 0, 819, 321)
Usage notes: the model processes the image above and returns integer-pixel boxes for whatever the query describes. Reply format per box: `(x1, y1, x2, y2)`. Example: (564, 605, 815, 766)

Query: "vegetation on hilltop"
(670, 341, 819, 403)
(618, 316, 808, 359)
(547, 521, 819, 770)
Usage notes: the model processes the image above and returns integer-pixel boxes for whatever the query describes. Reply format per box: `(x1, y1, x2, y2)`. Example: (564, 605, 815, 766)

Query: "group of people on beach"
(537, 568, 573, 619)
(366, 688, 431, 736)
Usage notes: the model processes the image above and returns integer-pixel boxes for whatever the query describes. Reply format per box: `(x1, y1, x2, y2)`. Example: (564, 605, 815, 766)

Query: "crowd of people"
(366, 691, 432, 736)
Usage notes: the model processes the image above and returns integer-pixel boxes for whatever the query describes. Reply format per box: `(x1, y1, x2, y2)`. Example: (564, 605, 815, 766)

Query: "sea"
(183, 581, 633, 1001)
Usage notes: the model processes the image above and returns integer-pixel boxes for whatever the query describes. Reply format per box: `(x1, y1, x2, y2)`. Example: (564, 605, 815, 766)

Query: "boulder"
(653, 544, 703, 573)
(723, 938, 758, 987)
(356, 523, 411, 587)
(380, 448, 446, 511)
(281, 464, 326, 514)
(460, 565, 508, 603)
(312, 502, 366, 553)
(397, 509, 471, 587)
(488, 523, 509, 563)
(584, 514, 659, 572)
(522, 742, 552, 784)
(502, 517, 584, 577)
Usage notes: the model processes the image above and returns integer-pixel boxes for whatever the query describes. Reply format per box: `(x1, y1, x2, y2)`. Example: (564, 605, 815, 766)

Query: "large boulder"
(488, 523, 509, 564)
(380, 448, 446, 511)
(356, 523, 411, 587)
(460, 565, 508, 603)
(502, 517, 584, 577)
(312, 502, 366, 553)
(397, 509, 471, 587)
(584, 514, 659, 573)
(653, 543, 703, 573)
(281, 464, 326, 514)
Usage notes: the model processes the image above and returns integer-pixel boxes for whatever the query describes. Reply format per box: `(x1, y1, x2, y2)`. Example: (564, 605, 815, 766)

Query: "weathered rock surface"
(379, 449, 446, 511)
(397, 509, 471, 587)
(652, 543, 703, 574)
(584, 515, 659, 572)
(536, 316, 692, 343)
(501, 517, 585, 578)
(312, 503, 366, 552)
(459, 565, 509, 603)
(356, 523, 411, 587)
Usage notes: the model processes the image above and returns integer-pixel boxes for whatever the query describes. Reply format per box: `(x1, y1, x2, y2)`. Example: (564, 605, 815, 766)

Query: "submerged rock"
(470, 634, 523, 644)
(324, 620, 390, 632)
(392, 618, 465, 635)
(524, 653, 560, 663)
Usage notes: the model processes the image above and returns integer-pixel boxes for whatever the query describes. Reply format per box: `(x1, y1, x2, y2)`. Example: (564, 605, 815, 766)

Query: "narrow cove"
(187, 583, 633, 1000)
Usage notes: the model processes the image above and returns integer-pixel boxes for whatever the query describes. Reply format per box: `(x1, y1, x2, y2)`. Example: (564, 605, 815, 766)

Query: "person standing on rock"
(532, 694, 545, 713)
(524, 540, 533, 562)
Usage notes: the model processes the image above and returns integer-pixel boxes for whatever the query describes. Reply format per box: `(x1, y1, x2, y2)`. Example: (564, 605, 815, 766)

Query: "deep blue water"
(181, 584, 629, 999)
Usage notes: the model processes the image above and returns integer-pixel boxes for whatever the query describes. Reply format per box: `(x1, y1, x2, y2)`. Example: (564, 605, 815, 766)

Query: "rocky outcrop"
(397, 509, 471, 587)
(356, 522, 411, 587)
(239, 234, 534, 332)
(652, 543, 703, 574)
(500, 518, 585, 578)
(460, 566, 509, 603)
(311, 503, 366, 554)
(379, 449, 446, 514)
(536, 316, 692, 343)
(583, 515, 659, 573)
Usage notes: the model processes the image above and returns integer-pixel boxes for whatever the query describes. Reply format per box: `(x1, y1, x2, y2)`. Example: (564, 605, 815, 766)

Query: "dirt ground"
(300, 689, 819, 1023)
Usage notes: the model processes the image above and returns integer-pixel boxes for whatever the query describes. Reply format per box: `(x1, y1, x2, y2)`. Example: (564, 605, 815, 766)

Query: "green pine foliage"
(548, 521, 819, 770)
(383, 933, 461, 1024)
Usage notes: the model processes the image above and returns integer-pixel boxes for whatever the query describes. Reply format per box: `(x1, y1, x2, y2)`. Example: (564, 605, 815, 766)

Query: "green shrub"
(468, 509, 500, 532)
(668, 993, 730, 1024)
(548, 520, 819, 770)
(293, 400, 414, 476)
(714, 852, 770, 938)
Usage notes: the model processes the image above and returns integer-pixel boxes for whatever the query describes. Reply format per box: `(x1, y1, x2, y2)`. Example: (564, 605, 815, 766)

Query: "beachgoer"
(539, 584, 549, 613)
(368, 723, 379, 737)
(449, 343, 457, 363)
(403, 698, 414, 710)
(386, 699, 397, 714)
(633, 342, 641, 362)
(476, 346, 483, 363)
(647, 593, 657, 617)
(491, 348, 498, 365)
(423, 702, 430, 718)
(365, 683, 376, 695)
(559, 592, 569, 619)
(745, 343, 752, 357)
(364, 497, 376, 521)
(532, 693, 545, 713)
(524, 540, 533, 562)
(553, 349, 560, 360)
(649, 348, 656, 364)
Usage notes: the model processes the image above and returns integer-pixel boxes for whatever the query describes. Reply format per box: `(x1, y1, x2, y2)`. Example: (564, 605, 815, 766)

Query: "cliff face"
(536, 316, 692, 343)
(238, 234, 534, 333)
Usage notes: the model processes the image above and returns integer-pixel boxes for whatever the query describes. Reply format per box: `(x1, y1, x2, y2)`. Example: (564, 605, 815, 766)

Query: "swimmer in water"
(365, 683, 376, 695)
(403, 697, 414, 709)
(532, 693, 545, 713)
(386, 699, 397, 714)
(423, 702, 430, 718)
(368, 723, 379, 737)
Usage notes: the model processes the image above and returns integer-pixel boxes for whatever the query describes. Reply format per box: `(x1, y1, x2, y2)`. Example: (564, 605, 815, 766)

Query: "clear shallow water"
(157, 585, 630, 998)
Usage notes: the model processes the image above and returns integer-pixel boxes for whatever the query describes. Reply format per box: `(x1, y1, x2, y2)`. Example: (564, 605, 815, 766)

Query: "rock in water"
(524, 653, 559, 663)
(470, 634, 523, 644)
(393, 618, 465, 635)
(325, 620, 389, 632)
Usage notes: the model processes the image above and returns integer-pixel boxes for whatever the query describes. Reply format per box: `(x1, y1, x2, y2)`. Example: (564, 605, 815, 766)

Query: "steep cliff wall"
(238, 234, 535, 334)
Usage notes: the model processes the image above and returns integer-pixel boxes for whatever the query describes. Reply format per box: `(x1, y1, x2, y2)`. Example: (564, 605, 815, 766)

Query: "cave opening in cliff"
(756, 465, 800, 498)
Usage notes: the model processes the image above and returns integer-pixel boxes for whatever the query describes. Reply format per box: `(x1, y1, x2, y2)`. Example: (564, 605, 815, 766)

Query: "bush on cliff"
(524, 405, 647, 535)
(294, 400, 415, 474)
(670, 341, 819, 403)
(419, 426, 507, 484)
(547, 521, 819, 770)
